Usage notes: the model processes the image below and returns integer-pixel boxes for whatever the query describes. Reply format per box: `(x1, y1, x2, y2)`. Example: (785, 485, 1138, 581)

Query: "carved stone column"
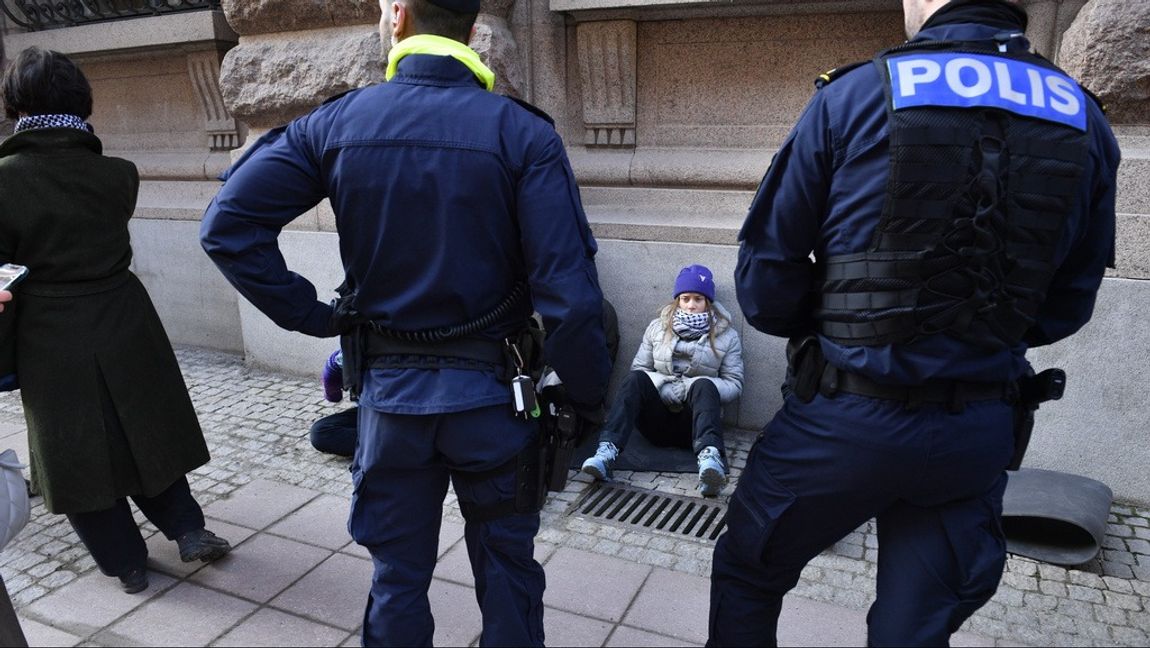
(474, 0, 526, 97)
(1059, 0, 1150, 123)
(576, 20, 636, 147)
(187, 50, 243, 151)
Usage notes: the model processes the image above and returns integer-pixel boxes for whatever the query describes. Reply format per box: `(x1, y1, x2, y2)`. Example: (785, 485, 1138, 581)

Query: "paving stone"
(188, 534, 329, 603)
(21, 571, 177, 637)
(607, 625, 700, 647)
(14, 616, 82, 647)
(543, 547, 651, 622)
(1038, 580, 1067, 597)
(434, 542, 475, 588)
(270, 553, 373, 631)
(144, 520, 256, 579)
(1126, 538, 1150, 555)
(266, 494, 353, 550)
(96, 583, 256, 646)
(1108, 524, 1136, 538)
(1066, 584, 1105, 603)
(1102, 561, 1135, 578)
(214, 607, 359, 647)
(622, 568, 709, 643)
(428, 578, 481, 647)
(1067, 570, 1105, 588)
(1103, 590, 1143, 611)
(1111, 626, 1149, 646)
(541, 606, 614, 647)
(202, 479, 318, 530)
(1037, 564, 1068, 582)
(1103, 575, 1136, 594)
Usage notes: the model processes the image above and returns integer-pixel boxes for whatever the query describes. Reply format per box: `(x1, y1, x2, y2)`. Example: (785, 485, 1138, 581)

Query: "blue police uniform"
(202, 51, 611, 646)
(714, 2, 1119, 645)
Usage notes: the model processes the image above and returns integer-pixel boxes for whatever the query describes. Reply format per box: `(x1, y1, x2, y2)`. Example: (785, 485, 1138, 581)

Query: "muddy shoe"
(177, 528, 232, 563)
(118, 567, 149, 594)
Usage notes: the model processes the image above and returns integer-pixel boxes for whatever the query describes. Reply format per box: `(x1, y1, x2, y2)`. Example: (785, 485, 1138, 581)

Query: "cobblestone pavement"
(0, 346, 1147, 646)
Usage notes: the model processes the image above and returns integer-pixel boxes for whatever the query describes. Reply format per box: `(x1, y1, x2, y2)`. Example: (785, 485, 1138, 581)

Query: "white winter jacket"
(630, 302, 744, 406)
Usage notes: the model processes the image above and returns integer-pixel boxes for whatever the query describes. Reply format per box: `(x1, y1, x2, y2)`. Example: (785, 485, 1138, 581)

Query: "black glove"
(328, 294, 365, 336)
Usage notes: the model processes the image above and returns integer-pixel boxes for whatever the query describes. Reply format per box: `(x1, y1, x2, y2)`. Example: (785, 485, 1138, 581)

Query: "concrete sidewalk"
(1, 347, 1146, 646)
(7, 477, 984, 647)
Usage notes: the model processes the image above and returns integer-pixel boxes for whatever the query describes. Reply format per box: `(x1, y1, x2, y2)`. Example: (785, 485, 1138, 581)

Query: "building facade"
(2, 0, 1149, 502)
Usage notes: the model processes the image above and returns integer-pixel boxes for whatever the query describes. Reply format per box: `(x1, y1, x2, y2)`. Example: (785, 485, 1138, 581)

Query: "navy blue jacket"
(202, 54, 611, 412)
(735, 21, 1120, 385)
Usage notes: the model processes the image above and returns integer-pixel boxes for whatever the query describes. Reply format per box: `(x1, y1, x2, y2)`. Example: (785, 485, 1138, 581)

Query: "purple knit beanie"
(673, 264, 715, 301)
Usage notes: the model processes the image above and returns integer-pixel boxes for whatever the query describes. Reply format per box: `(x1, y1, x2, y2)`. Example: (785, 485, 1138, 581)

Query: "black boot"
(176, 529, 232, 563)
(118, 567, 149, 594)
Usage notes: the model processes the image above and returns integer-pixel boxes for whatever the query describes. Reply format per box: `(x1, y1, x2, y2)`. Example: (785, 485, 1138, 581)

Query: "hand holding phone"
(0, 264, 29, 291)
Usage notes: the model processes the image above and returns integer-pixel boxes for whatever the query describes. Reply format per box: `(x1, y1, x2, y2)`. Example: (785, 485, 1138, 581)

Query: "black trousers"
(65, 476, 205, 577)
(309, 407, 358, 457)
(599, 370, 725, 457)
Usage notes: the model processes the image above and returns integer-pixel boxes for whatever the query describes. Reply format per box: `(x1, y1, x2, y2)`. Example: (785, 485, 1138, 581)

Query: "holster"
(785, 334, 825, 403)
(340, 325, 367, 401)
(544, 402, 582, 493)
(1008, 368, 1066, 471)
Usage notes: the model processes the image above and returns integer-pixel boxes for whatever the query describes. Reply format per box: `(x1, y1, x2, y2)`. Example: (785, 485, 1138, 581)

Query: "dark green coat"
(0, 128, 209, 514)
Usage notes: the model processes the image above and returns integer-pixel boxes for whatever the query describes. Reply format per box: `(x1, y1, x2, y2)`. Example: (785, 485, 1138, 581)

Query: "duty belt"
(819, 365, 1011, 412)
(365, 334, 506, 370)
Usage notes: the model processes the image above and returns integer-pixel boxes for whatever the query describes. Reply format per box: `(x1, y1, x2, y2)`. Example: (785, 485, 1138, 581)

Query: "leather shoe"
(118, 567, 148, 594)
(176, 528, 232, 563)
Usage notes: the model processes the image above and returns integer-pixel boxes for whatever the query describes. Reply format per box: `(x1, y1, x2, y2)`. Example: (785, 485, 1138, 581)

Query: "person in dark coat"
(0, 47, 231, 594)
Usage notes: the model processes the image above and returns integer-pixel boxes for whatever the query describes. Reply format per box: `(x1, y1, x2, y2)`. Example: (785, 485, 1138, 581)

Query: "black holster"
(785, 334, 826, 403)
(1008, 367, 1066, 471)
(542, 401, 582, 493)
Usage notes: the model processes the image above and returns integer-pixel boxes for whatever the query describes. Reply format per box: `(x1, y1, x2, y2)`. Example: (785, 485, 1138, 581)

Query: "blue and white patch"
(887, 53, 1086, 131)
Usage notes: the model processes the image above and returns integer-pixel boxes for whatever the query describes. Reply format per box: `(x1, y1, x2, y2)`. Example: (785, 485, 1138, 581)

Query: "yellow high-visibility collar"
(385, 34, 495, 91)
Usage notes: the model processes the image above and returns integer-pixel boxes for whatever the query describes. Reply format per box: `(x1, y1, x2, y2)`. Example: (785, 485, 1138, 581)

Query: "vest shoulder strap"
(815, 61, 867, 89)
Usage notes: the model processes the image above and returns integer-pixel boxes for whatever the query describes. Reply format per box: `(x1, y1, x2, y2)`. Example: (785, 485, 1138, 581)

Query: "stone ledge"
(106, 150, 232, 181)
(569, 146, 772, 189)
(551, 0, 895, 18)
(3, 10, 237, 57)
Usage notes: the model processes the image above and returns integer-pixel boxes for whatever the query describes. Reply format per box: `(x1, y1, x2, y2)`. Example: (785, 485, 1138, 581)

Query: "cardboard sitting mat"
(569, 428, 698, 473)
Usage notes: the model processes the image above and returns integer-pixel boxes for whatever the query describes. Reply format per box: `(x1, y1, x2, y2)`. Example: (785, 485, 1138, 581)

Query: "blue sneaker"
(697, 446, 727, 498)
(581, 441, 618, 481)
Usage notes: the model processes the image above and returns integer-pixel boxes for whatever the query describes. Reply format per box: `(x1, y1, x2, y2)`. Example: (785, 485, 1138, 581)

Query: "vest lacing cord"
(916, 123, 1030, 345)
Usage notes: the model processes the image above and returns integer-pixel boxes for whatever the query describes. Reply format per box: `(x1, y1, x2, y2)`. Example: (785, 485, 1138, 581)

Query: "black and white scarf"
(14, 114, 93, 134)
(672, 308, 711, 341)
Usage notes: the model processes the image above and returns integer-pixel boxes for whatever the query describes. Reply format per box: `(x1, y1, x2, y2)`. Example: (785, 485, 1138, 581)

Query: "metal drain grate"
(569, 482, 727, 542)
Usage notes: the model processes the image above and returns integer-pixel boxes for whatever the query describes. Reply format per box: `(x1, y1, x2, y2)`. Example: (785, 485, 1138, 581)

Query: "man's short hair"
(1, 47, 93, 120)
(407, 0, 478, 43)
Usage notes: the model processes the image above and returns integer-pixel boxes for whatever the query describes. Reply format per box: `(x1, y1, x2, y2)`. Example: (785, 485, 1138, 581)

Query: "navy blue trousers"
(709, 392, 1014, 647)
(350, 403, 544, 647)
(310, 406, 358, 457)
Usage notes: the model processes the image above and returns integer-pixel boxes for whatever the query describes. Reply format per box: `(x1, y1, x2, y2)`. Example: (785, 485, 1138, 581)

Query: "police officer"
(200, 0, 611, 643)
(712, 0, 1119, 645)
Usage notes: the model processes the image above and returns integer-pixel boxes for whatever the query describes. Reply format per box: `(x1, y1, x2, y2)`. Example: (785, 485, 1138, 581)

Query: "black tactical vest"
(816, 40, 1090, 350)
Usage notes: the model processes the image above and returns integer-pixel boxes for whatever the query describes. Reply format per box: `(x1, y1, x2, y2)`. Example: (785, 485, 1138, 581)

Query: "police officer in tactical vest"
(200, 0, 611, 643)
(712, 0, 1119, 645)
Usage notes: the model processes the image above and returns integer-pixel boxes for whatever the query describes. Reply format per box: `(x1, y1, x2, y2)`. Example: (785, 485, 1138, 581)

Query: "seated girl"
(581, 264, 743, 497)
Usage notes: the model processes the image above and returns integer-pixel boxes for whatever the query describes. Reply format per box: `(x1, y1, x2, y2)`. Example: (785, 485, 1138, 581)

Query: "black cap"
(426, 0, 480, 12)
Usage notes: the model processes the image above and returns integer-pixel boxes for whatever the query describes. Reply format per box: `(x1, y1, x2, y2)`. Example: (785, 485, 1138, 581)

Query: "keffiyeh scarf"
(14, 114, 93, 134)
(672, 308, 711, 341)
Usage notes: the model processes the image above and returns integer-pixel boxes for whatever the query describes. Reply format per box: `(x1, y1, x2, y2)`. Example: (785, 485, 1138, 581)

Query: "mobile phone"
(0, 264, 29, 291)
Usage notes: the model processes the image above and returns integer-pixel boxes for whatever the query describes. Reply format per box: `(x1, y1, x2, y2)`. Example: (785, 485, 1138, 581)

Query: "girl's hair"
(1, 46, 93, 120)
(663, 296, 728, 353)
